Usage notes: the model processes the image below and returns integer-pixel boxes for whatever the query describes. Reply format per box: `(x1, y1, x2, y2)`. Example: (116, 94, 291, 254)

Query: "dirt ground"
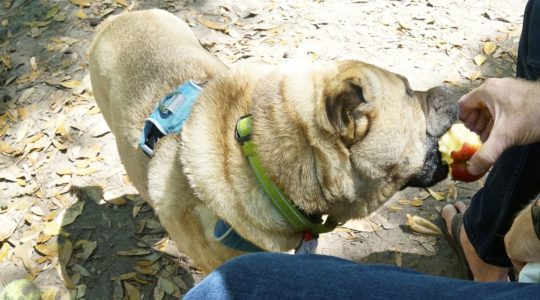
(0, 0, 527, 299)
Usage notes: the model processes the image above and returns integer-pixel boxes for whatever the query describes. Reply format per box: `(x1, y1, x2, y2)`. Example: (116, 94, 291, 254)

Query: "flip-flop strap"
(450, 213, 465, 254)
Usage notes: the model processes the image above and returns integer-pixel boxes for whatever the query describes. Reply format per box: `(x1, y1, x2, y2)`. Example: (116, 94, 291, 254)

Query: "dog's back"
(89, 9, 225, 127)
(89, 9, 227, 201)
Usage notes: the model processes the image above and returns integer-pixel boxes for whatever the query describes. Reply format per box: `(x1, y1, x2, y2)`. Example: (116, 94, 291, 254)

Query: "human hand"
(458, 78, 540, 175)
(504, 200, 540, 274)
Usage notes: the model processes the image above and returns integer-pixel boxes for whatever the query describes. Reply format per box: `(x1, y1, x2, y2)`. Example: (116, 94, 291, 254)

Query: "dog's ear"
(324, 79, 366, 146)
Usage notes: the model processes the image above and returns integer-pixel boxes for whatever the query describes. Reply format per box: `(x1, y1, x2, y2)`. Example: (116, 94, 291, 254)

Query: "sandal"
(440, 203, 474, 280)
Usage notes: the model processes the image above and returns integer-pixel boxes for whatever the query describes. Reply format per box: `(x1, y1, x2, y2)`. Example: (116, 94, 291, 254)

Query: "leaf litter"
(0, 0, 525, 297)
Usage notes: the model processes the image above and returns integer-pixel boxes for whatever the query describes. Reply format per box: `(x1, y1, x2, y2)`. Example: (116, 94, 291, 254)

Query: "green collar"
(235, 115, 338, 235)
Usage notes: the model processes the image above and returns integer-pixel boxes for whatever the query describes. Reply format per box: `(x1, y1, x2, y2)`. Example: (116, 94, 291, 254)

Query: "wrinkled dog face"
(258, 60, 458, 220)
(320, 61, 457, 217)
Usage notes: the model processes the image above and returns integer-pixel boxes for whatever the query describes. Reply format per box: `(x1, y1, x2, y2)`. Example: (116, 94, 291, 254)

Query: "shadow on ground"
(55, 186, 199, 299)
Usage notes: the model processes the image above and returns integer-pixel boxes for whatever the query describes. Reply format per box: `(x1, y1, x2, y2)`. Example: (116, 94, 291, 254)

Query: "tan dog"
(89, 9, 458, 272)
(505, 199, 540, 274)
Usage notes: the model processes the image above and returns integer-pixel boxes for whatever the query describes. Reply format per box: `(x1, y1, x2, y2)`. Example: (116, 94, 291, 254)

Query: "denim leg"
(517, 0, 540, 80)
(184, 253, 540, 300)
(462, 0, 540, 267)
(463, 143, 540, 267)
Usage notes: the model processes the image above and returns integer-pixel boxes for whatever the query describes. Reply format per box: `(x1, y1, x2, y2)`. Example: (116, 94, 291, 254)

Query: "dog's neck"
(249, 65, 360, 220)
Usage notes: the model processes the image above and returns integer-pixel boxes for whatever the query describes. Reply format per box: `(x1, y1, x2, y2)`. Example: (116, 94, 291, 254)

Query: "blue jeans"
(463, 0, 540, 267)
(185, 253, 539, 299)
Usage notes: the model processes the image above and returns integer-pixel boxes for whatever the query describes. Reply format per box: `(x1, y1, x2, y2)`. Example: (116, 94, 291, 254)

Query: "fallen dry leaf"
(410, 198, 424, 207)
(74, 9, 88, 19)
(36, 255, 48, 264)
(154, 283, 165, 300)
(45, 6, 60, 19)
(74, 240, 97, 260)
(341, 218, 379, 232)
(18, 107, 30, 120)
(113, 280, 124, 299)
(145, 219, 161, 230)
(16, 120, 30, 143)
(74, 284, 87, 298)
(52, 138, 68, 150)
(0, 241, 12, 262)
(0, 142, 18, 155)
(43, 221, 62, 236)
(58, 264, 76, 289)
(123, 281, 140, 300)
(70, 0, 90, 7)
(483, 41, 497, 55)
(388, 203, 403, 211)
(421, 242, 436, 253)
(60, 201, 85, 226)
(87, 106, 101, 115)
(89, 120, 111, 137)
(394, 250, 402, 267)
(74, 159, 91, 168)
(71, 272, 81, 285)
(0, 217, 18, 241)
(115, 0, 129, 6)
(426, 188, 445, 201)
(157, 276, 177, 296)
(55, 114, 68, 137)
(116, 248, 151, 256)
(133, 205, 142, 218)
(134, 266, 155, 275)
(41, 288, 58, 300)
(60, 240, 73, 265)
(406, 214, 442, 236)
(74, 167, 99, 176)
(35, 243, 59, 256)
(197, 17, 228, 33)
(72, 264, 90, 277)
(136, 260, 155, 268)
(467, 70, 482, 81)
(0, 53, 11, 69)
(111, 272, 138, 281)
(0, 123, 9, 138)
(13, 242, 38, 270)
(447, 183, 458, 201)
(56, 167, 73, 175)
(474, 54, 487, 65)
(16, 178, 27, 187)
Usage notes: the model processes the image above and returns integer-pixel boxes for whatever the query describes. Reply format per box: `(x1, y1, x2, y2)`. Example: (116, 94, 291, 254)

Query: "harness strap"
(139, 80, 202, 157)
(214, 219, 264, 252)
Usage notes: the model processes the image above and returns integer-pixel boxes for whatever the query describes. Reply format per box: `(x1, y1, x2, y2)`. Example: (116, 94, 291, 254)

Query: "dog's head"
(252, 60, 458, 221)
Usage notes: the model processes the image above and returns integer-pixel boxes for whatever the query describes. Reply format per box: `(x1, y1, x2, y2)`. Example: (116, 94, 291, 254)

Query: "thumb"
(467, 133, 508, 175)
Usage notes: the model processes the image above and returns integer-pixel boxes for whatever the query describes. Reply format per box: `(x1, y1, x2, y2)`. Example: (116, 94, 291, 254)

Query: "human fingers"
(459, 109, 479, 131)
(479, 116, 494, 142)
(472, 112, 492, 137)
(466, 127, 507, 175)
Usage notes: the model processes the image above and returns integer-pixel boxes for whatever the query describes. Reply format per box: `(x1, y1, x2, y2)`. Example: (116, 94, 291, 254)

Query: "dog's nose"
(424, 86, 459, 138)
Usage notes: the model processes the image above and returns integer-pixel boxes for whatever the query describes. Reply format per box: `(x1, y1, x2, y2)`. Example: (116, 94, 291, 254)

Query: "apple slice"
(438, 124, 484, 182)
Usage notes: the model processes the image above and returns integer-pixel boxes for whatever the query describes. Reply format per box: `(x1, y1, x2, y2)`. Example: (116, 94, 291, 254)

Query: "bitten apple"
(438, 124, 484, 182)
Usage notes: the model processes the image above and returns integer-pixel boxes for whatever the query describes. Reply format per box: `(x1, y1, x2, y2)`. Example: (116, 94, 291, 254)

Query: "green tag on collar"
(235, 115, 337, 234)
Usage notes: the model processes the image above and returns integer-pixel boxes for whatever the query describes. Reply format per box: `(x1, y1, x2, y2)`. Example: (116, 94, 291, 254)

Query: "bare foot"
(442, 201, 510, 282)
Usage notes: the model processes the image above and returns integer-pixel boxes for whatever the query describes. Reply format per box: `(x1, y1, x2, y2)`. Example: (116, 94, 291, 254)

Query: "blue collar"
(139, 80, 202, 157)
(214, 220, 263, 252)
(139, 80, 263, 253)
